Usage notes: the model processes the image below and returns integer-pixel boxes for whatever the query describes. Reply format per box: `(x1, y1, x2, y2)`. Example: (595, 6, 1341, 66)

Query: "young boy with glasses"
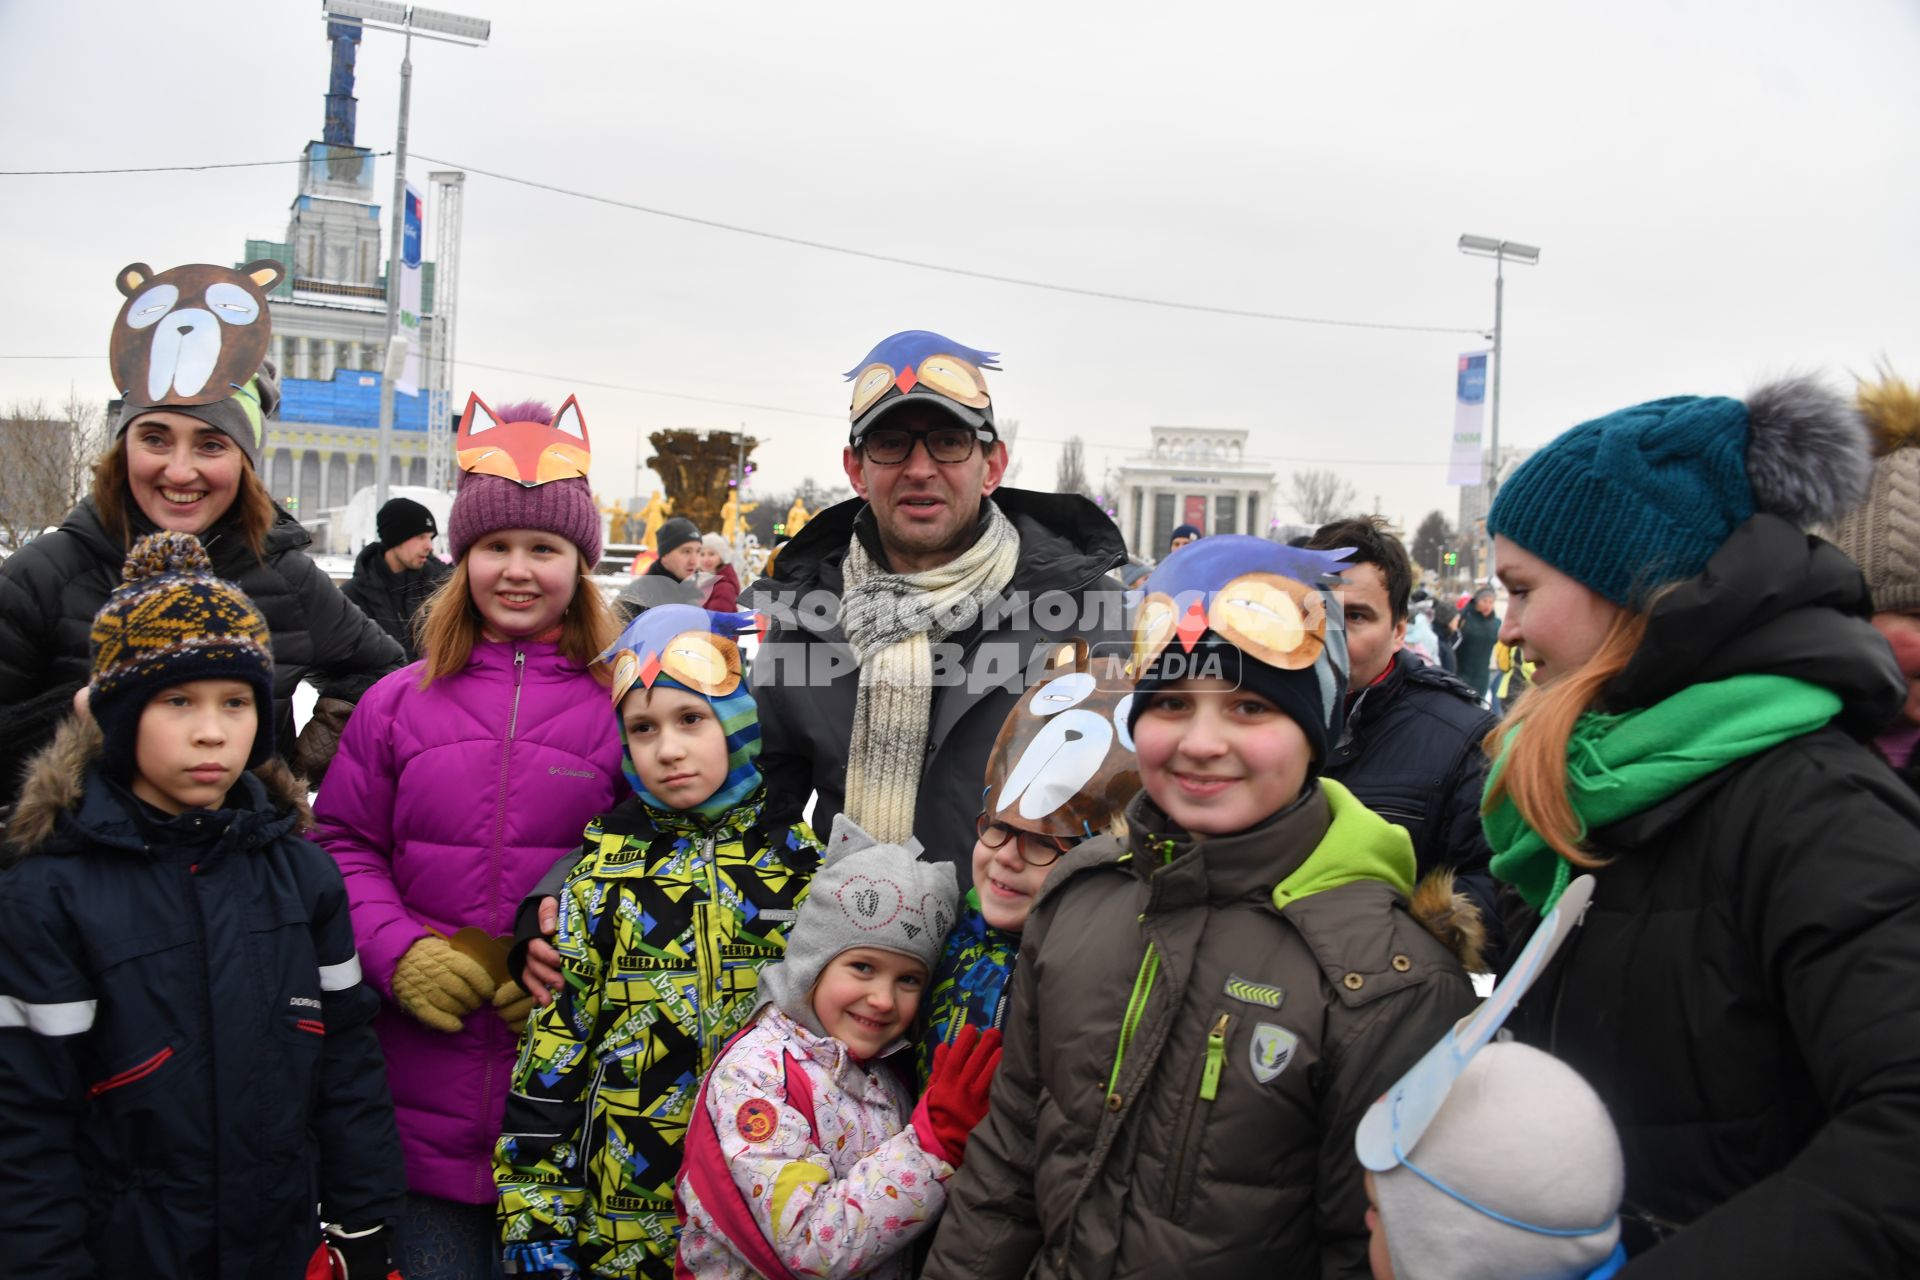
(919, 642, 1139, 1081)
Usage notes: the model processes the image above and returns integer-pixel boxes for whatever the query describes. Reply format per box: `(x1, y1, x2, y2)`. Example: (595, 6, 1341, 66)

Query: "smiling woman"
(0, 261, 407, 804)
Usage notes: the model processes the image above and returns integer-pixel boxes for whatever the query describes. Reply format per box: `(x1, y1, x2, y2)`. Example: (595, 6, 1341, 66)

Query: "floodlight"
(323, 0, 408, 25)
(409, 6, 491, 41)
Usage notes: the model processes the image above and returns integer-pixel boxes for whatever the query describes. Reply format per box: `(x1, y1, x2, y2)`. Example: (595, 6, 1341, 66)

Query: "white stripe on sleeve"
(318, 953, 364, 991)
(0, 994, 98, 1036)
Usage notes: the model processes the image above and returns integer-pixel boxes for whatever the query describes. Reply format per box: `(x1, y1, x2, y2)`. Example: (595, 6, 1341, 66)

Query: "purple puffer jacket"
(313, 639, 624, 1204)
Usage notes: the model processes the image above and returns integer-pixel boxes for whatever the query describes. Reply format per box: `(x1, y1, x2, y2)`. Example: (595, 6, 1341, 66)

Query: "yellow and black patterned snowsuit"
(494, 790, 821, 1279)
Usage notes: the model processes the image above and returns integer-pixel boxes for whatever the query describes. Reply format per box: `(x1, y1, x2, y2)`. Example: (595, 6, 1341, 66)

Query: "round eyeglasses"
(974, 813, 1076, 867)
(858, 425, 993, 466)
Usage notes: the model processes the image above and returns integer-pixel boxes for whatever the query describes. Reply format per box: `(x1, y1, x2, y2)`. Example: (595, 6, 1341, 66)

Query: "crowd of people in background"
(3, 267, 1920, 1280)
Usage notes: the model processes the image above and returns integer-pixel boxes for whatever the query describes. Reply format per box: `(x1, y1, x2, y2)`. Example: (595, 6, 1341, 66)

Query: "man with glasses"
(747, 330, 1129, 876)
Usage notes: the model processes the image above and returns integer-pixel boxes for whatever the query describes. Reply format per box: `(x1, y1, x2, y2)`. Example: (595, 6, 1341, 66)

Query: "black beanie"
(376, 497, 437, 548)
(655, 516, 701, 554)
(1128, 633, 1346, 778)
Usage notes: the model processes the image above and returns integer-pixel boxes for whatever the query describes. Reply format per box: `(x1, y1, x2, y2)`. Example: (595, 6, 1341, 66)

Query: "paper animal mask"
(109, 260, 285, 407)
(600, 603, 765, 705)
(983, 638, 1141, 839)
(843, 330, 999, 437)
(456, 393, 591, 486)
(1133, 536, 1354, 675)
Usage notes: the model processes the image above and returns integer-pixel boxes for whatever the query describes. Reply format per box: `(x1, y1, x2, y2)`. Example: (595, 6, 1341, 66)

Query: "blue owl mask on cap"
(844, 330, 999, 442)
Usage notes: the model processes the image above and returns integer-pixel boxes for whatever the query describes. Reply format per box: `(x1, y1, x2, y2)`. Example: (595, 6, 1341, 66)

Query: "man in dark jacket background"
(1309, 517, 1502, 957)
(342, 497, 450, 663)
(747, 330, 1128, 876)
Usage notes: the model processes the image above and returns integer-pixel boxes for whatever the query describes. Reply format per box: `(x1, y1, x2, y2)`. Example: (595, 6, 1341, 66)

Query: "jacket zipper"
(1104, 943, 1161, 1108)
(1167, 1012, 1230, 1215)
(697, 834, 720, 1069)
(87, 1045, 174, 1098)
(478, 648, 527, 1199)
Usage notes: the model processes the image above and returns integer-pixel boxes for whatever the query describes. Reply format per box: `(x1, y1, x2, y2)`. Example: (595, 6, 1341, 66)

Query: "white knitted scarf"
(838, 502, 1020, 842)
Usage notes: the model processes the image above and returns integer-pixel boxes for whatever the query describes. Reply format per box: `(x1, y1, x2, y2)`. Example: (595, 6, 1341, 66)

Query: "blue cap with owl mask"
(1128, 536, 1355, 775)
(600, 603, 767, 819)
(844, 330, 999, 443)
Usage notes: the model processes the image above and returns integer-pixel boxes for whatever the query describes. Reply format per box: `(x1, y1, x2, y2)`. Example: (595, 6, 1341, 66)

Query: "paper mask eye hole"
(849, 363, 895, 418)
(1211, 574, 1323, 670)
(204, 282, 259, 325)
(661, 632, 740, 695)
(609, 651, 639, 701)
(1133, 594, 1177, 669)
(126, 284, 179, 329)
(916, 354, 990, 408)
(1027, 671, 1094, 716)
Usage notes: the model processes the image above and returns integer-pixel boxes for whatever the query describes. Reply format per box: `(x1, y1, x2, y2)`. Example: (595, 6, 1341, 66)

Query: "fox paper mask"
(456, 392, 592, 486)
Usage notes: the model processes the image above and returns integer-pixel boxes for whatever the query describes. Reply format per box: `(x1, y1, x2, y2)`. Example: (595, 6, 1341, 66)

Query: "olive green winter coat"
(923, 778, 1480, 1280)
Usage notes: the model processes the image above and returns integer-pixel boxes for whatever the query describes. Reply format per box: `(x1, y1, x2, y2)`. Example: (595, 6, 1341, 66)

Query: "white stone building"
(1111, 427, 1277, 561)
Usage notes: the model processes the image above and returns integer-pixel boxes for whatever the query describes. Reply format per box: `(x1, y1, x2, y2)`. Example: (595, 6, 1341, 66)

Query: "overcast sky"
(3, 0, 1916, 534)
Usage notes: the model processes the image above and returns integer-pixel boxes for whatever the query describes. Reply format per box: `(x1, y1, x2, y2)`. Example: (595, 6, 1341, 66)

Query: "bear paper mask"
(110, 260, 285, 407)
(982, 638, 1141, 839)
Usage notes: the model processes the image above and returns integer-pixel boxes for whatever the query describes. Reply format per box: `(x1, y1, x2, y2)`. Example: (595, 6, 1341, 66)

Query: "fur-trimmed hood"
(6, 713, 311, 859)
(1409, 869, 1488, 974)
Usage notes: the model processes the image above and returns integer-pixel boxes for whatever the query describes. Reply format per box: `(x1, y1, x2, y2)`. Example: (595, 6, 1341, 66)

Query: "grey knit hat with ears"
(1374, 1041, 1624, 1280)
(755, 812, 959, 1036)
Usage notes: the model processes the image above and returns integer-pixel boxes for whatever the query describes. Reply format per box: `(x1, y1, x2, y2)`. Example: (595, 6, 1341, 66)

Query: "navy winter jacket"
(0, 718, 405, 1279)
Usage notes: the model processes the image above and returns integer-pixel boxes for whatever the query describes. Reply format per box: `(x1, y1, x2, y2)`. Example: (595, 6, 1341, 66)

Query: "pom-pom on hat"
(88, 532, 275, 779)
(1817, 372, 1920, 615)
(447, 395, 601, 564)
(756, 812, 959, 1039)
(1488, 376, 1871, 607)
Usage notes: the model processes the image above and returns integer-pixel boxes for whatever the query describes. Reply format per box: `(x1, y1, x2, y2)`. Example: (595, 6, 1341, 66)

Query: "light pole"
(322, 1, 490, 507)
(1457, 234, 1539, 583)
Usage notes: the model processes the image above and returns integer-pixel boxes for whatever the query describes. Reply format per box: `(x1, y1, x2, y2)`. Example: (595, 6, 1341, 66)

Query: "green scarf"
(1484, 674, 1842, 911)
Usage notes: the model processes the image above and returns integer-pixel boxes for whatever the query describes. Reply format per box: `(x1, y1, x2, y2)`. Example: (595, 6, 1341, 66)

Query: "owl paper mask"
(843, 329, 999, 440)
(110, 260, 284, 408)
(983, 639, 1141, 839)
(1132, 536, 1354, 675)
(456, 392, 591, 486)
(601, 603, 765, 705)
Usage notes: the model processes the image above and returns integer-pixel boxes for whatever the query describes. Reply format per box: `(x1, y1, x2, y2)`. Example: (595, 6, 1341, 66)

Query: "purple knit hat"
(448, 471, 602, 565)
(447, 395, 602, 564)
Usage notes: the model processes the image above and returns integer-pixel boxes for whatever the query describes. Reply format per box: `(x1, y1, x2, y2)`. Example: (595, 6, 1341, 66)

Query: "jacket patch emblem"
(1249, 1022, 1298, 1084)
(736, 1098, 779, 1143)
(1223, 975, 1284, 1010)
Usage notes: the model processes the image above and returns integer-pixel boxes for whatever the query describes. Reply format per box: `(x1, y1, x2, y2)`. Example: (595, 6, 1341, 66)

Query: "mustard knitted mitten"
(493, 978, 536, 1028)
(392, 936, 496, 1033)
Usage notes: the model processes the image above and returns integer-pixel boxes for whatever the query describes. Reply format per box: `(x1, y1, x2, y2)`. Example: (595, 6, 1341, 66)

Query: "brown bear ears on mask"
(110, 260, 285, 408)
(982, 637, 1142, 840)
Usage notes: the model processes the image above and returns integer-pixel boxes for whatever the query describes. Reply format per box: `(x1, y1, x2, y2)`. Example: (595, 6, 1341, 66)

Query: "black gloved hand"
(323, 1222, 402, 1279)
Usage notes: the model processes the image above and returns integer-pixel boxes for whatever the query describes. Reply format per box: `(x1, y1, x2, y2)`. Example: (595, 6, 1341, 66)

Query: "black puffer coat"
(0, 717, 404, 1279)
(1325, 649, 1502, 950)
(341, 540, 452, 662)
(1506, 515, 1920, 1277)
(0, 499, 404, 806)
(745, 487, 1128, 873)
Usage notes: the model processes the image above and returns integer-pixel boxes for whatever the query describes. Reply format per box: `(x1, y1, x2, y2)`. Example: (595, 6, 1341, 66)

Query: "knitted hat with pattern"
(755, 812, 959, 1039)
(1488, 376, 1871, 607)
(1817, 374, 1920, 615)
(115, 361, 281, 473)
(88, 532, 275, 779)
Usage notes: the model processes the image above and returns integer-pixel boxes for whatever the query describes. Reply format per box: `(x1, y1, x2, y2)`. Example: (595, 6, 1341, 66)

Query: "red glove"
(911, 1026, 1003, 1166)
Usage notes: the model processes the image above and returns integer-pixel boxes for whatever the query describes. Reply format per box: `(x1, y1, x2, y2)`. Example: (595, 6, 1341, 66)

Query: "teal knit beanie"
(1489, 377, 1872, 607)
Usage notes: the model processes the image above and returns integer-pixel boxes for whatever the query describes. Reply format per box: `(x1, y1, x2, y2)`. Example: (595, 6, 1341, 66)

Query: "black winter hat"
(376, 497, 437, 548)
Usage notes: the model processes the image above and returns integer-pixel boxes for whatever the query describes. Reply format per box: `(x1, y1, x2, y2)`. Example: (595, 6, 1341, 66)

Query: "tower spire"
(323, 19, 362, 147)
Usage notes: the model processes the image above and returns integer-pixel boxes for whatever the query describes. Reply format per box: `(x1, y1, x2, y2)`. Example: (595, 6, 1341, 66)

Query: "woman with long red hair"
(1483, 377, 1920, 1275)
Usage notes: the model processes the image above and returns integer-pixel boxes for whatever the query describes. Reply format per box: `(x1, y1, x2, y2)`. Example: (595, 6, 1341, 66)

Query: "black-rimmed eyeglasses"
(974, 813, 1076, 867)
(858, 425, 994, 466)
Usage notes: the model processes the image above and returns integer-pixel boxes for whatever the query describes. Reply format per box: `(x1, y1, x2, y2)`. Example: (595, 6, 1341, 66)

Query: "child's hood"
(5, 714, 312, 859)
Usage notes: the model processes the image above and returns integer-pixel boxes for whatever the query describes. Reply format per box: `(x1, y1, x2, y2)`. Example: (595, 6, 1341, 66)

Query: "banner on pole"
(396, 182, 424, 397)
(1447, 351, 1489, 487)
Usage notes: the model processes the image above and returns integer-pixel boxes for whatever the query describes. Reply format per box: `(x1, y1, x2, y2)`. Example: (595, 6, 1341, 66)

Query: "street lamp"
(1457, 234, 1539, 583)
(322, 1, 490, 506)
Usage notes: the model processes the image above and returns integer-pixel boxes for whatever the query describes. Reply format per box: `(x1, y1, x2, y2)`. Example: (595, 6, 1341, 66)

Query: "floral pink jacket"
(675, 1005, 951, 1280)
